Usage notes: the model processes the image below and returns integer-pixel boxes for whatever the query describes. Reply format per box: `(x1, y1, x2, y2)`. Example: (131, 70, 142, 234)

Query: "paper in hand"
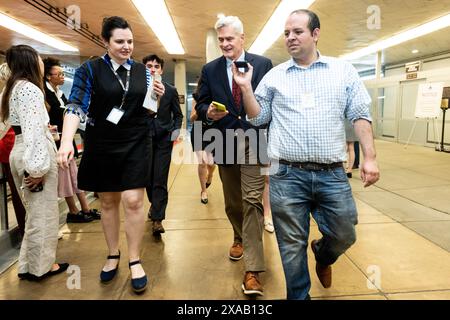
(143, 73, 161, 112)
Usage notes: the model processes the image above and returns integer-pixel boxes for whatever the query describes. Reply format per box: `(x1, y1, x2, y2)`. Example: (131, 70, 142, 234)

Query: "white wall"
(385, 55, 450, 77)
(365, 55, 450, 148)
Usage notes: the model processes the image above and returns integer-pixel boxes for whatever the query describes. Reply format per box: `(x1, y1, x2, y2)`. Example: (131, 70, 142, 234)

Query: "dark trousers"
(2, 162, 26, 235)
(354, 142, 360, 168)
(145, 130, 173, 221)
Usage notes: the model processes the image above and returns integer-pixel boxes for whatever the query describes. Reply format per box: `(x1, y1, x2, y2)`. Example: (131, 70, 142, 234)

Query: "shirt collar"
(226, 51, 246, 68)
(103, 53, 132, 71)
(286, 50, 328, 71)
(45, 81, 63, 98)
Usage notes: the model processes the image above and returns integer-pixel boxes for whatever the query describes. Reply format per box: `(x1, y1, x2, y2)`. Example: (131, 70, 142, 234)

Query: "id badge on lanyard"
(105, 62, 130, 125)
(106, 107, 125, 124)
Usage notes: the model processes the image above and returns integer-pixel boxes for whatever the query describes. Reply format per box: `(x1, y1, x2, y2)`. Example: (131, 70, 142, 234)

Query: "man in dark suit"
(143, 54, 183, 236)
(195, 16, 272, 296)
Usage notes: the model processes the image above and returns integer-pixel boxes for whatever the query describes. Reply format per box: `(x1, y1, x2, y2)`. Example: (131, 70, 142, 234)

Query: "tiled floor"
(0, 139, 449, 300)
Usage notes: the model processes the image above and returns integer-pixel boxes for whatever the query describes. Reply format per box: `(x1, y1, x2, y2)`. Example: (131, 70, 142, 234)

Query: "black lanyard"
(104, 59, 131, 109)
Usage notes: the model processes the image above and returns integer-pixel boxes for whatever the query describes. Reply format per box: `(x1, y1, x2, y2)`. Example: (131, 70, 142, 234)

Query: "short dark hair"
(101, 16, 131, 42)
(142, 54, 164, 69)
(290, 9, 320, 35)
(43, 57, 61, 78)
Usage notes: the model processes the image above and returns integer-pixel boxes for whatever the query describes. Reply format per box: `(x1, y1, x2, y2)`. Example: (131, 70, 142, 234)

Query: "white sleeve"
(15, 82, 51, 178)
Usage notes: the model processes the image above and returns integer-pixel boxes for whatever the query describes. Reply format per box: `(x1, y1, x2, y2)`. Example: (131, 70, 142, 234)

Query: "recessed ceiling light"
(132, 0, 185, 55)
(249, 0, 317, 55)
(0, 12, 78, 52)
(341, 13, 450, 60)
(412, 49, 419, 54)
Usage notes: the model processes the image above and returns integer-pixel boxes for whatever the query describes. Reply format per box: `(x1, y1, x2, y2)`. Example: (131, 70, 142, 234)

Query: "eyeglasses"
(50, 72, 65, 77)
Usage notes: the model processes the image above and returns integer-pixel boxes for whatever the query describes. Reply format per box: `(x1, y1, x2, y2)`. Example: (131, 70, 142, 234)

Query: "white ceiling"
(1, 0, 449, 84)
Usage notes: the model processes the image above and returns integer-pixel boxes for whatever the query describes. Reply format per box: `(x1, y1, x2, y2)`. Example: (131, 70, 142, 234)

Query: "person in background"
(195, 15, 273, 296)
(43, 57, 100, 223)
(1, 45, 68, 281)
(142, 54, 183, 236)
(189, 77, 216, 204)
(57, 16, 164, 293)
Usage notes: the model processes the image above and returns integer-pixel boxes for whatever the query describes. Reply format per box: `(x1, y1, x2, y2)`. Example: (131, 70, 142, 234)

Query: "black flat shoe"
(129, 260, 147, 293)
(201, 192, 208, 204)
(66, 211, 94, 223)
(346, 172, 352, 178)
(45, 263, 70, 277)
(18, 272, 31, 280)
(19, 263, 69, 281)
(18, 273, 41, 281)
(100, 251, 120, 283)
(85, 209, 101, 220)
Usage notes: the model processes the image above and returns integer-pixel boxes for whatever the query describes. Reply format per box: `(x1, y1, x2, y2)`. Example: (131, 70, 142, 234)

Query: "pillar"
(206, 28, 221, 63)
(174, 59, 187, 130)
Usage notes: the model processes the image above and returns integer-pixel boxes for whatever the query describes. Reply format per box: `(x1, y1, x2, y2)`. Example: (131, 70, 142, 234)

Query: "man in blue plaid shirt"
(232, 9, 380, 299)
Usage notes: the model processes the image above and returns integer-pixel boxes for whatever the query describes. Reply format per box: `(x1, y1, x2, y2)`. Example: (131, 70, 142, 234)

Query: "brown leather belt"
(279, 159, 343, 171)
(12, 125, 21, 135)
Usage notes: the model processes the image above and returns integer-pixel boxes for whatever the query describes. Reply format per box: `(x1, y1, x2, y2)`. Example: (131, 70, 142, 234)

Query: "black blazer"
(154, 81, 183, 138)
(45, 83, 68, 131)
(195, 52, 273, 164)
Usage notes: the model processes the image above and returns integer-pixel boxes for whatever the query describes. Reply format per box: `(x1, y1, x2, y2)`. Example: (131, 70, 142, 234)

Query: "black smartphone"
(234, 61, 249, 71)
(24, 171, 44, 192)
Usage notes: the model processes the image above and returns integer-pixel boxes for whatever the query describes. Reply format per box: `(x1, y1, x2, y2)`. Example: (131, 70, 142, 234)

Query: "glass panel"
(376, 86, 399, 139)
(376, 119, 397, 138)
(401, 82, 423, 120)
(378, 86, 398, 119)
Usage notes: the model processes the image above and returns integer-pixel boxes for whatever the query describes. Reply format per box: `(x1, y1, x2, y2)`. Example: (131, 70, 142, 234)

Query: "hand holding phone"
(24, 171, 44, 192)
(207, 101, 229, 121)
(212, 101, 227, 112)
(234, 61, 249, 72)
(151, 73, 163, 100)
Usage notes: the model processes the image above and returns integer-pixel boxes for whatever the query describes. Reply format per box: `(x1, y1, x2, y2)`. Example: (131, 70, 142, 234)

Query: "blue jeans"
(270, 164, 358, 300)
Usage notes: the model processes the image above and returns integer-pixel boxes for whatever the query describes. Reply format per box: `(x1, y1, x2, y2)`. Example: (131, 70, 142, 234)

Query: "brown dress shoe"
(242, 271, 264, 296)
(152, 220, 165, 235)
(311, 240, 332, 288)
(229, 242, 243, 261)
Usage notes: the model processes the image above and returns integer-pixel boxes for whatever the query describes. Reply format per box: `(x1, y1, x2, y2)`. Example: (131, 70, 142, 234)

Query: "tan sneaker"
(241, 271, 264, 296)
(229, 242, 243, 261)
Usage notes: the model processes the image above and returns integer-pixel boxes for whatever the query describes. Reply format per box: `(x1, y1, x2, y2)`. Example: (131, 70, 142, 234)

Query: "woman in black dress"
(57, 17, 164, 293)
(189, 78, 216, 204)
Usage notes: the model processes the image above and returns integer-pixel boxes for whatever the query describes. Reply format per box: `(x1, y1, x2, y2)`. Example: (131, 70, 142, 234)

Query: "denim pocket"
(272, 163, 290, 178)
(329, 167, 348, 182)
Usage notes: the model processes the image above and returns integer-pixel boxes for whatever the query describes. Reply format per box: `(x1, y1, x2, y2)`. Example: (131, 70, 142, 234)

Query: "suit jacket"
(45, 84, 68, 131)
(196, 52, 273, 165)
(154, 81, 183, 139)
